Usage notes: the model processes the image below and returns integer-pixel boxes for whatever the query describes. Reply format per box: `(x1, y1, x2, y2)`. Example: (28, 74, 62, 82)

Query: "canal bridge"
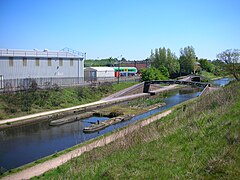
(143, 80, 210, 93)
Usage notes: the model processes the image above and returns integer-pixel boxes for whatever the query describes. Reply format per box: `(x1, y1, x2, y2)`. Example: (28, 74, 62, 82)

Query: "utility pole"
(117, 55, 122, 84)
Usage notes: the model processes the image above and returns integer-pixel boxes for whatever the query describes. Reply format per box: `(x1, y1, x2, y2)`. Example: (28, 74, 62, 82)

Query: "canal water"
(0, 78, 232, 172)
(212, 77, 233, 87)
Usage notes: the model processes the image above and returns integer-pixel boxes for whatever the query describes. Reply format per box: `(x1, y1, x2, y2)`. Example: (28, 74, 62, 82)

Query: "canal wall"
(0, 84, 178, 130)
(2, 109, 172, 180)
(0, 93, 149, 130)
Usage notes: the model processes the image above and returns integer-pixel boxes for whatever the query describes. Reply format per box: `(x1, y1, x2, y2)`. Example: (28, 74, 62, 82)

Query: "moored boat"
(83, 114, 134, 133)
(83, 122, 109, 133)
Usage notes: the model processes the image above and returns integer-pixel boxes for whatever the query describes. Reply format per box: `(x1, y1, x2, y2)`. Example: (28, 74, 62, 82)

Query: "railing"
(61, 47, 84, 57)
(0, 76, 140, 92)
(143, 80, 209, 93)
(0, 49, 82, 58)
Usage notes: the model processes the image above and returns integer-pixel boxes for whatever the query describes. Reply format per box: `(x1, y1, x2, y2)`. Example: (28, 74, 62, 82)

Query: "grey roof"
(85, 67, 115, 71)
(0, 49, 82, 58)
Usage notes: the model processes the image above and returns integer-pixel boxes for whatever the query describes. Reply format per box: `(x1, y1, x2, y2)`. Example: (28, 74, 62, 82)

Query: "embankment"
(33, 81, 240, 179)
(1, 110, 172, 180)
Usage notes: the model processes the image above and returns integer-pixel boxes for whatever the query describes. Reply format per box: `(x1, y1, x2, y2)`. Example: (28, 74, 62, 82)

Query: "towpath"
(0, 94, 138, 125)
(1, 110, 172, 180)
(0, 84, 177, 126)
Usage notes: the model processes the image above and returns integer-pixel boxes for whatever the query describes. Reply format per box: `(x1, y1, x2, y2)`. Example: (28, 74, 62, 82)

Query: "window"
(23, 58, 27, 66)
(48, 58, 52, 66)
(35, 58, 40, 66)
(9, 57, 13, 67)
(59, 58, 63, 66)
(70, 59, 74, 66)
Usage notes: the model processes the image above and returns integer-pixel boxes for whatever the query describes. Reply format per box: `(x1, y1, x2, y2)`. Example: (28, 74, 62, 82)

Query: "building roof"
(0, 49, 83, 59)
(85, 67, 115, 71)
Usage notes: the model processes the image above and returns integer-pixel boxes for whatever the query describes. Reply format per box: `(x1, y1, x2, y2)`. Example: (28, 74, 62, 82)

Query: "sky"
(0, 0, 240, 60)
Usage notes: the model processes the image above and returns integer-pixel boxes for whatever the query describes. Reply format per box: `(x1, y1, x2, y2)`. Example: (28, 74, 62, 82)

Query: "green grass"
(127, 90, 176, 108)
(0, 82, 137, 120)
(200, 70, 221, 80)
(112, 82, 137, 92)
(34, 81, 240, 179)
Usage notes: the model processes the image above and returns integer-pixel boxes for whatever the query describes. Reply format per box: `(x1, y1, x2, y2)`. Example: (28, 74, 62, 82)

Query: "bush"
(98, 82, 113, 94)
(52, 84, 61, 91)
(159, 66, 169, 78)
(108, 110, 124, 117)
(20, 92, 35, 112)
(35, 91, 51, 107)
(140, 68, 168, 81)
(76, 87, 91, 100)
(29, 79, 38, 92)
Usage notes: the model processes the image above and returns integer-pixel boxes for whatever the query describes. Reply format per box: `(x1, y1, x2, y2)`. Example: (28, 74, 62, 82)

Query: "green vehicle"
(113, 67, 137, 77)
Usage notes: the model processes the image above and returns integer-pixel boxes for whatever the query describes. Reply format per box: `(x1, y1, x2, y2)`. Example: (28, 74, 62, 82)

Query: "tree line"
(141, 46, 240, 81)
(83, 46, 240, 82)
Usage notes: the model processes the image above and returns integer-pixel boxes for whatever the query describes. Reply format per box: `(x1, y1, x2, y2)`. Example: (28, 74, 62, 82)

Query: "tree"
(179, 46, 196, 74)
(121, 57, 127, 62)
(150, 48, 166, 70)
(198, 58, 215, 73)
(211, 59, 226, 76)
(159, 66, 169, 78)
(140, 68, 168, 81)
(150, 48, 161, 69)
(150, 47, 179, 77)
(84, 57, 117, 67)
(217, 49, 240, 81)
(166, 48, 180, 76)
(159, 47, 167, 66)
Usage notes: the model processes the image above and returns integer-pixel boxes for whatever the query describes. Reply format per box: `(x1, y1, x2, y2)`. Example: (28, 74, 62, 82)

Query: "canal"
(0, 78, 232, 172)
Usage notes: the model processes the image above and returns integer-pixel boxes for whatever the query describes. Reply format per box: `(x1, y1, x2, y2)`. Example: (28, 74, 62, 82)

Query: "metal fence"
(0, 76, 140, 92)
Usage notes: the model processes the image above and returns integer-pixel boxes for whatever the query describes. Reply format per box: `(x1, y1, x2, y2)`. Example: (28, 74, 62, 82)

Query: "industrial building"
(0, 48, 84, 90)
(84, 67, 115, 81)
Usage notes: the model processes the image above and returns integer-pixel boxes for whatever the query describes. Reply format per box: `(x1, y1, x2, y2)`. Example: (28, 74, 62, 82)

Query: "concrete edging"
(2, 110, 172, 180)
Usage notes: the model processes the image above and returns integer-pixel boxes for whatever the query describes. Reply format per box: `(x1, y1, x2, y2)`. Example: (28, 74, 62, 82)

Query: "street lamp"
(117, 55, 122, 84)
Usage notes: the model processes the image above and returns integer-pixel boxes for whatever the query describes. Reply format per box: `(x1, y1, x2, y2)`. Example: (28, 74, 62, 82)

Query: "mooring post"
(143, 81, 151, 93)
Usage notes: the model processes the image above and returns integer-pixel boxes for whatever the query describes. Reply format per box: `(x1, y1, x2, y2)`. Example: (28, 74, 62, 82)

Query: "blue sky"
(0, 0, 240, 60)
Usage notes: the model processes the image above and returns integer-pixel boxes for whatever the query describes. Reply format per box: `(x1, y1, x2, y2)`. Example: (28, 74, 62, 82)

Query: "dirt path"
(1, 110, 172, 180)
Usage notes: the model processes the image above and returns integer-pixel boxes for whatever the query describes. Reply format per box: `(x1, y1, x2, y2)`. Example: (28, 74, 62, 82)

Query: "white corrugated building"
(84, 67, 115, 81)
(0, 49, 85, 89)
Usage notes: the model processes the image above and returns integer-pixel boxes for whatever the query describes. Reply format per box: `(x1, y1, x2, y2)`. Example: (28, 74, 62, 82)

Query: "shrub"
(108, 110, 124, 117)
(29, 79, 38, 92)
(98, 82, 113, 94)
(52, 84, 61, 91)
(140, 67, 168, 81)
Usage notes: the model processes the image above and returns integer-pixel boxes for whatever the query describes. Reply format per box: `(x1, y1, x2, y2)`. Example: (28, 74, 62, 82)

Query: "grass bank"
(200, 70, 222, 81)
(0, 82, 137, 120)
(36, 81, 240, 179)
